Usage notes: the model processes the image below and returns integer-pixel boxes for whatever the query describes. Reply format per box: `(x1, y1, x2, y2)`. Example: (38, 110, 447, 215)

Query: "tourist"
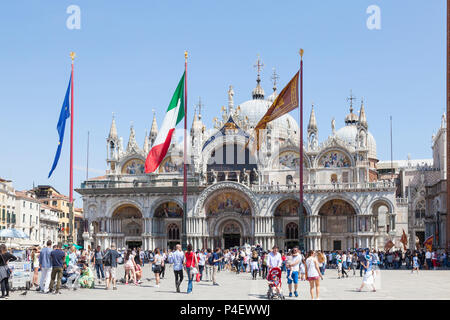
(161, 249, 167, 279)
(356, 253, 376, 292)
(305, 250, 322, 300)
(39, 240, 53, 293)
(286, 247, 301, 298)
(317, 251, 326, 275)
(261, 252, 268, 279)
(351, 252, 358, 276)
(79, 263, 95, 288)
(0, 244, 17, 299)
(93, 245, 105, 284)
(169, 244, 185, 293)
(250, 250, 260, 280)
(139, 248, 145, 267)
(49, 242, 66, 295)
(206, 248, 214, 279)
(31, 247, 40, 289)
(68, 246, 78, 267)
(103, 243, 120, 290)
(184, 244, 198, 294)
(211, 247, 222, 286)
(412, 252, 420, 274)
(124, 249, 138, 285)
(135, 263, 143, 283)
(66, 263, 81, 291)
(431, 250, 437, 270)
(267, 246, 282, 270)
(153, 248, 163, 288)
(425, 249, 432, 270)
(197, 250, 206, 280)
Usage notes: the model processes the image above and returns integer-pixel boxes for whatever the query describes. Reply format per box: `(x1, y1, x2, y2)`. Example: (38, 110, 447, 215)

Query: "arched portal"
(273, 199, 306, 250)
(112, 204, 143, 249)
(220, 221, 243, 249)
(153, 201, 183, 250)
(318, 199, 357, 251)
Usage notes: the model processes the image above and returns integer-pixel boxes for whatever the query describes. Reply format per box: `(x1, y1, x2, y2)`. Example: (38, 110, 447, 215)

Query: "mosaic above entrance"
(154, 201, 183, 218)
(319, 199, 356, 216)
(122, 159, 145, 174)
(318, 151, 351, 168)
(205, 190, 251, 216)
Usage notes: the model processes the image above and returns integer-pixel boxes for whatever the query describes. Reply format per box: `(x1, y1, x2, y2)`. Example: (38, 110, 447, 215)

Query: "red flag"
(384, 239, 394, 252)
(423, 235, 433, 251)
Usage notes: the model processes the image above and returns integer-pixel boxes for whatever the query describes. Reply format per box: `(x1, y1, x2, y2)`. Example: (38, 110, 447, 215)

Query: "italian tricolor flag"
(145, 72, 185, 173)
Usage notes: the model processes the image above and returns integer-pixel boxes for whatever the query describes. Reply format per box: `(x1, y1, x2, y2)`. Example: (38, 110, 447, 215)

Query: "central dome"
(335, 125, 377, 159)
(238, 98, 299, 134)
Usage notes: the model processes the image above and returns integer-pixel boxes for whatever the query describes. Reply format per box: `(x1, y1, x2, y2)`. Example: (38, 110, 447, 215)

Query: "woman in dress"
(356, 254, 376, 292)
(153, 248, 163, 288)
(79, 263, 95, 288)
(124, 249, 138, 285)
(411, 252, 420, 274)
(305, 250, 323, 300)
(184, 244, 198, 294)
(31, 247, 40, 288)
(299, 254, 306, 281)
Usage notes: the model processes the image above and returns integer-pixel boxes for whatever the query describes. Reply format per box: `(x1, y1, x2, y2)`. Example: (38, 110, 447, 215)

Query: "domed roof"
(335, 125, 377, 159)
(238, 98, 299, 134)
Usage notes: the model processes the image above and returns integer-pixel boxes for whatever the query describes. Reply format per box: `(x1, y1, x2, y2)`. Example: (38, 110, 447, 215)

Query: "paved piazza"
(6, 266, 450, 300)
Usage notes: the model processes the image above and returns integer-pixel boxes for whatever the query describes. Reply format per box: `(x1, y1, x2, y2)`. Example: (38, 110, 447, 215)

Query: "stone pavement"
(6, 265, 450, 300)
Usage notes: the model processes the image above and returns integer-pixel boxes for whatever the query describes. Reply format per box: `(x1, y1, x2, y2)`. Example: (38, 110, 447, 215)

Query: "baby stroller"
(266, 267, 285, 300)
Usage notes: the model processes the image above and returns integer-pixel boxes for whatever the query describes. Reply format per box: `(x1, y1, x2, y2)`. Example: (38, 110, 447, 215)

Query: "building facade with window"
(0, 178, 16, 243)
(14, 190, 41, 246)
(77, 73, 405, 251)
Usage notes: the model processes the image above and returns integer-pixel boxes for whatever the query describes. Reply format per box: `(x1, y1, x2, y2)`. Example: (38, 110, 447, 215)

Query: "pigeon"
(20, 291, 27, 296)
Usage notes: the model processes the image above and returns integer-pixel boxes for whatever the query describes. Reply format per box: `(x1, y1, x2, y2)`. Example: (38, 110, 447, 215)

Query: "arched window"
(415, 200, 425, 219)
(167, 223, 180, 240)
(285, 222, 298, 240)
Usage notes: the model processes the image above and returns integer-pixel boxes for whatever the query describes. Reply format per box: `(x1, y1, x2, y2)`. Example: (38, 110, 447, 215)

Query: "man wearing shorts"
(103, 243, 120, 290)
(287, 247, 302, 297)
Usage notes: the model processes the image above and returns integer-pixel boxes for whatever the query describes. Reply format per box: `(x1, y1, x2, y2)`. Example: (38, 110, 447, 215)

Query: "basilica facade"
(76, 71, 406, 252)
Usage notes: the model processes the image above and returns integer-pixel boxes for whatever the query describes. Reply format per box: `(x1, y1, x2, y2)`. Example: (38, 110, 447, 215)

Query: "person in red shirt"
(184, 244, 198, 294)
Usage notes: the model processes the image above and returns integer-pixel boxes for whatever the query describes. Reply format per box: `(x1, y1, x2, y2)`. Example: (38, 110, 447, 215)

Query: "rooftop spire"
(359, 98, 368, 128)
(108, 112, 118, 140)
(126, 123, 138, 153)
(143, 130, 149, 154)
(308, 103, 318, 132)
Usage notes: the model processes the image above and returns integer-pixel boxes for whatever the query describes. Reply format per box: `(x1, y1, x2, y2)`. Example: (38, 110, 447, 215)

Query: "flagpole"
(182, 51, 188, 251)
(298, 49, 304, 251)
(68, 51, 76, 244)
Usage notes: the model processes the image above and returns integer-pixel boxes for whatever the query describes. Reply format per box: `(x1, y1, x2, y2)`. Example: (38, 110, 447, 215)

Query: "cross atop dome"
(254, 54, 264, 81)
(271, 67, 279, 92)
(347, 89, 357, 113)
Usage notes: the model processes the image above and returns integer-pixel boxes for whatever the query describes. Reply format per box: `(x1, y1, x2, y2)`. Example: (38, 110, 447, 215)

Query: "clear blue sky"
(0, 1, 445, 206)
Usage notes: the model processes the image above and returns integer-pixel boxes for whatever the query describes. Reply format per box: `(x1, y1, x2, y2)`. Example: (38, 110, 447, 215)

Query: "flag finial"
(184, 51, 188, 60)
(70, 51, 76, 61)
(299, 49, 304, 59)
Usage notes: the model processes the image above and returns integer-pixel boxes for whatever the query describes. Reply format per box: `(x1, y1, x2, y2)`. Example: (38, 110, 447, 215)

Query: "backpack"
(208, 254, 214, 265)
(103, 251, 112, 267)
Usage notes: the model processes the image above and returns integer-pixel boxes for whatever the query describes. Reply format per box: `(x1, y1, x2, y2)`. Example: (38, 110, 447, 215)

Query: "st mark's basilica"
(76, 64, 406, 252)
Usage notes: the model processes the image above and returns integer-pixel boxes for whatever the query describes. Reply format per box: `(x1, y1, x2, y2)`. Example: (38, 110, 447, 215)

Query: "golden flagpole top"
(299, 49, 304, 59)
(70, 51, 76, 62)
(184, 51, 188, 60)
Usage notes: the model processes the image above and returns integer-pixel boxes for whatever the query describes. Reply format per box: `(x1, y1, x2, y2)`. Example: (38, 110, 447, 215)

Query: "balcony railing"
(80, 176, 395, 192)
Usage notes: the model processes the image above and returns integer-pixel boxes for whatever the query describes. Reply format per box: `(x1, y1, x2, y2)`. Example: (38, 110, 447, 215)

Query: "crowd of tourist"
(0, 240, 448, 299)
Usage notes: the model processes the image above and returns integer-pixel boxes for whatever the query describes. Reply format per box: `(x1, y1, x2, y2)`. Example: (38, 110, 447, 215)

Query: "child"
(411, 253, 420, 274)
(268, 274, 282, 297)
(337, 258, 343, 279)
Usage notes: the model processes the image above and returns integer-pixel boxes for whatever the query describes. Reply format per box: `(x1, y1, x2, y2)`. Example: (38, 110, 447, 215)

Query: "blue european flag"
(48, 73, 72, 178)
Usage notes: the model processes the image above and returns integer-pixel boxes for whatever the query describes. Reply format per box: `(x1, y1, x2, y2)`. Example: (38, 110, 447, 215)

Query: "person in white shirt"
(286, 247, 302, 297)
(268, 246, 282, 269)
(425, 250, 432, 270)
(305, 250, 323, 300)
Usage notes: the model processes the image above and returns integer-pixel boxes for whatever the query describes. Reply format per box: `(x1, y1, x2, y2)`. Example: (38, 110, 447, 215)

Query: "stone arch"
(314, 146, 355, 168)
(194, 181, 259, 217)
(315, 195, 360, 216)
(107, 199, 144, 218)
(149, 197, 184, 218)
(369, 197, 394, 215)
(269, 196, 312, 217)
(212, 215, 250, 238)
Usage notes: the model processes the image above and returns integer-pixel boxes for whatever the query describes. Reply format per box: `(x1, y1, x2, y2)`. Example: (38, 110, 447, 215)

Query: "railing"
(252, 181, 396, 192)
(396, 198, 408, 205)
